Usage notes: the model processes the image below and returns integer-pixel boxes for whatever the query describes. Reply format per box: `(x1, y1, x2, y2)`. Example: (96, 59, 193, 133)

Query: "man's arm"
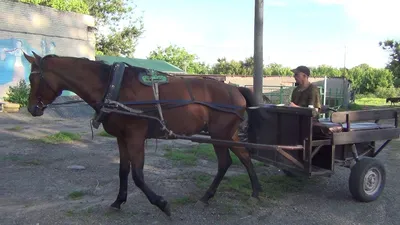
(309, 86, 322, 110)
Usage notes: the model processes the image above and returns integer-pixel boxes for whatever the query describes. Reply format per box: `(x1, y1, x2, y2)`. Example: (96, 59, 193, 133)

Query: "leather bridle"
(29, 54, 61, 111)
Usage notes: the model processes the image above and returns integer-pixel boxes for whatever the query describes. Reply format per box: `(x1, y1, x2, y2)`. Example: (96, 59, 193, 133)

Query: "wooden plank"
(311, 139, 332, 146)
(331, 109, 398, 123)
(276, 148, 304, 169)
(249, 105, 315, 117)
(332, 128, 400, 145)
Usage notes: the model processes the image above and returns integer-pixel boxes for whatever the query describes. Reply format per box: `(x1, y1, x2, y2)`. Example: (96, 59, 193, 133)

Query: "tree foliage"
(18, 0, 89, 14)
(3, 80, 30, 107)
(347, 64, 394, 94)
(147, 44, 395, 95)
(18, 0, 144, 57)
(379, 40, 400, 86)
(148, 45, 211, 74)
(86, 0, 144, 57)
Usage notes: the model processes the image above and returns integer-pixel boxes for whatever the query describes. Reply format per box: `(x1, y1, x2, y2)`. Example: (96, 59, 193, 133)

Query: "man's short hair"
(291, 65, 311, 76)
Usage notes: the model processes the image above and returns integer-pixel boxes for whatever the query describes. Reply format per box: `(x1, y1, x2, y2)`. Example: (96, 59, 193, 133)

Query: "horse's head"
(23, 51, 63, 117)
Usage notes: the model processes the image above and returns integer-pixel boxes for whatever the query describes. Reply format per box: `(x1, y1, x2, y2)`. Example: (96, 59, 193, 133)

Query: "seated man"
(289, 66, 322, 116)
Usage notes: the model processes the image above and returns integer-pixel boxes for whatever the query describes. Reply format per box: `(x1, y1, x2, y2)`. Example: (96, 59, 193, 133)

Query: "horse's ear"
(31, 51, 41, 65)
(23, 51, 36, 64)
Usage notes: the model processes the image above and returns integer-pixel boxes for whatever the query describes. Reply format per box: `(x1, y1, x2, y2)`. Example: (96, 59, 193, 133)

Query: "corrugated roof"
(95, 55, 185, 73)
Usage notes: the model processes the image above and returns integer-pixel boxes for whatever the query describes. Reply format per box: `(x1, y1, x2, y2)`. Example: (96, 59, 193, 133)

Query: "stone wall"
(0, 0, 96, 100)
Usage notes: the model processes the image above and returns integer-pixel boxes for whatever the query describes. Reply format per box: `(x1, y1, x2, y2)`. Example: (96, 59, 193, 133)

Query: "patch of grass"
(65, 210, 75, 217)
(21, 159, 41, 166)
(164, 150, 198, 166)
(355, 97, 389, 106)
(163, 144, 265, 167)
(337, 97, 397, 112)
(98, 130, 113, 138)
(5, 125, 23, 131)
(39, 131, 81, 144)
(68, 191, 85, 200)
(171, 196, 197, 205)
(193, 172, 213, 189)
(1, 155, 22, 161)
(192, 172, 315, 201)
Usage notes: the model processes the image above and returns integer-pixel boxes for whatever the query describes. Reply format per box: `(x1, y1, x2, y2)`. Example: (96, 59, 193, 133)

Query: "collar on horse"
(91, 62, 126, 129)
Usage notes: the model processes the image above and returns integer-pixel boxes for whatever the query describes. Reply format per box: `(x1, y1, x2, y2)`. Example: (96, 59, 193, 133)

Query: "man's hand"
(289, 102, 299, 107)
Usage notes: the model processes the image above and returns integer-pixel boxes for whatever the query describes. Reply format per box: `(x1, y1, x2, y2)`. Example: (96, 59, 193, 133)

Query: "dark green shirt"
(291, 83, 321, 109)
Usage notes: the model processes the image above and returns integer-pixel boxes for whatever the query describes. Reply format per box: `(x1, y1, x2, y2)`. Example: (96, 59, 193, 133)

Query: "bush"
(375, 86, 399, 98)
(3, 79, 30, 107)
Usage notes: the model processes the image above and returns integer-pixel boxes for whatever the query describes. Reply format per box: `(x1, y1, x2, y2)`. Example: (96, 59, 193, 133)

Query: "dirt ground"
(1, 109, 400, 225)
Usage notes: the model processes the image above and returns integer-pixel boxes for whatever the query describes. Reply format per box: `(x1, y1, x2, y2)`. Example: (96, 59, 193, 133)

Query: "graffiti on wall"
(0, 37, 57, 98)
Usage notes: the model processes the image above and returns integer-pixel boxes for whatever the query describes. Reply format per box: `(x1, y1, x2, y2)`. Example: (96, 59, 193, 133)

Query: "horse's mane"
(47, 54, 172, 83)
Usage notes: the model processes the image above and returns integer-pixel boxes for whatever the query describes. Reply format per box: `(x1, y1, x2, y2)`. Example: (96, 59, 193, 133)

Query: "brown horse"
(23, 52, 262, 216)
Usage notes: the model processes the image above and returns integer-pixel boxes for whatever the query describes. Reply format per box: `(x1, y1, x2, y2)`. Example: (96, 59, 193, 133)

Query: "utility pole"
(254, 0, 264, 104)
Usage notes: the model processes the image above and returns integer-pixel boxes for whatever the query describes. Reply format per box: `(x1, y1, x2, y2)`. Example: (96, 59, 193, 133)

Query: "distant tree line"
(147, 45, 397, 96)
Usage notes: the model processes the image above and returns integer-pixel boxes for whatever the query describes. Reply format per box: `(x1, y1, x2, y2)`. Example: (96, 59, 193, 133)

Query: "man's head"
(292, 65, 310, 85)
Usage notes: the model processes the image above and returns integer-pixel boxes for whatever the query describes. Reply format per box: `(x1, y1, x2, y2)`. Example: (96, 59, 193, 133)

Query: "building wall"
(0, 0, 95, 100)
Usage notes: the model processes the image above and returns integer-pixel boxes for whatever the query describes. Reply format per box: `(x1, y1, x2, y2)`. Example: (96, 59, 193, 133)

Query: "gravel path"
(0, 110, 399, 225)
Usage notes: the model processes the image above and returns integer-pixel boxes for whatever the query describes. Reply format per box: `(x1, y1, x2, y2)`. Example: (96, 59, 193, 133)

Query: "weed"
(163, 144, 262, 167)
(171, 196, 197, 205)
(5, 125, 23, 131)
(98, 130, 113, 137)
(192, 172, 314, 201)
(68, 191, 85, 200)
(39, 131, 81, 144)
(164, 150, 197, 166)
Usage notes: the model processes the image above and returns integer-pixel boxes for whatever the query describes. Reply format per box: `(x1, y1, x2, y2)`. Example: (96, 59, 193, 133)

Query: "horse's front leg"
(126, 133, 171, 216)
(111, 137, 131, 210)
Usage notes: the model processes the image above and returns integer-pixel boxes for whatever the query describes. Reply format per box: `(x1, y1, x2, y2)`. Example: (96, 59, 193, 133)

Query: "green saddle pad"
(139, 70, 169, 86)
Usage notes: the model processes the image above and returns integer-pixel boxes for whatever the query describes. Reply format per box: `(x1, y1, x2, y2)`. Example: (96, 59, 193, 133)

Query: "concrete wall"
(0, 0, 96, 100)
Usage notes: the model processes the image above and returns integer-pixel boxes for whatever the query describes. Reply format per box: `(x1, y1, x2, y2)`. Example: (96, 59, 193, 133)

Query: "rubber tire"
(348, 157, 386, 202)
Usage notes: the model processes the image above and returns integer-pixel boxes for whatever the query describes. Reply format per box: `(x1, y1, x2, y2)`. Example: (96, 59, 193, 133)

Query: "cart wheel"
(348, 157, 386, 202)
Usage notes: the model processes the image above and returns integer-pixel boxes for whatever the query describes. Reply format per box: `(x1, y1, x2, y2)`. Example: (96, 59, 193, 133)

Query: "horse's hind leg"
(126, 133, 171, 216)
(111, 137, 131, 210)
(198, 144, 232, 205)
(229, 133, 262, 199)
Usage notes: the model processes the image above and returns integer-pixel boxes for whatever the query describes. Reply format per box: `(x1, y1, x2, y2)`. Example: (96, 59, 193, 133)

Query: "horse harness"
(91, 62, 173, 137)
(31, 58, 244, 139)
(90, 62, 244, 138)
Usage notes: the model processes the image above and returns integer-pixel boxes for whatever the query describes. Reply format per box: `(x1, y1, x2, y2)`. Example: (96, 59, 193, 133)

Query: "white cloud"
(314, 0, 399, 37)
(266, 0, 288, 7)
(134, 17, 207, 59)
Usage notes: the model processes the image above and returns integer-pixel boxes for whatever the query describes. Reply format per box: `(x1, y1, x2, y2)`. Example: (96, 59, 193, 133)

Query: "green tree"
(148, 45, 211, 74)
(18, 0, 144, 57)
(310, 64, 343, 77)
(211, 58, 244, 75)
(86, 0, 144, 57)
(18, 0, 89, 14)
(263, 63, 292, 76)
(347, 64, 394, 94)
(379, 40, 400, 86)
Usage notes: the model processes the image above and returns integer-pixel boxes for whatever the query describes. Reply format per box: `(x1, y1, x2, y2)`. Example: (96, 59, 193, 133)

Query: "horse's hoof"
(162, 202, 171, 217)
(247, 196, 260, 206)
(194, 200, 208, 210)
(110, 203, 121, 210)
(110, 200, 125, 210)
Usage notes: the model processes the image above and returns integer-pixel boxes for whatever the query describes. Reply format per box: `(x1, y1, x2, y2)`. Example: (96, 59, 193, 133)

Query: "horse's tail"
(236, 87, 259, 151)
(237, 86, 258, 108)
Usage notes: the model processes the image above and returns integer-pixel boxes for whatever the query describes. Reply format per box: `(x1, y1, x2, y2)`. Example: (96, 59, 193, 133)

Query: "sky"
(131, 0, 399, 69)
